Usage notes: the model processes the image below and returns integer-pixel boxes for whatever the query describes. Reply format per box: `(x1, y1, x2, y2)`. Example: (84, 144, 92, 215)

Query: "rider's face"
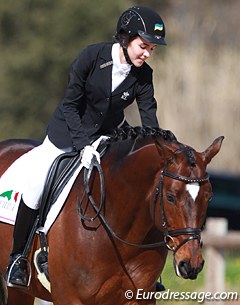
(127, 36, 157, 67)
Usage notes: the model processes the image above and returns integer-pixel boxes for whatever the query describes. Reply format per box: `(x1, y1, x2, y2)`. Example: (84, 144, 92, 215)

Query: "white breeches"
(0, 136, 72, 209)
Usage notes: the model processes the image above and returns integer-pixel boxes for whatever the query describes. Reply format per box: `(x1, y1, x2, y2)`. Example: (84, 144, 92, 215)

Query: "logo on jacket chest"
(121, 91, 130, 100)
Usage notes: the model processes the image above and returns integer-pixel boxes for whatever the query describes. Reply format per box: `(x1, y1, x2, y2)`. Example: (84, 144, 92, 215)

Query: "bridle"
(78, 157, 209, 254)
(156, 166, 209, 253)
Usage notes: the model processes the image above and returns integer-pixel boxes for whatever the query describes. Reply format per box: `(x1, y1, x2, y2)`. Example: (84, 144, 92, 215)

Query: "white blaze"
(186, 183, 200, 201)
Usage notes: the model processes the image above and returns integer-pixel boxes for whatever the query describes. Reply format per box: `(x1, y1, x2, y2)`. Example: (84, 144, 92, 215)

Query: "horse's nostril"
(178, 260, 189, 278)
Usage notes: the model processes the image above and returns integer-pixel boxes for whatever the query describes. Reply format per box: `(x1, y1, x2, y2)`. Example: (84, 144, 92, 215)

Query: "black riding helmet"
(115, 6, 167, 46)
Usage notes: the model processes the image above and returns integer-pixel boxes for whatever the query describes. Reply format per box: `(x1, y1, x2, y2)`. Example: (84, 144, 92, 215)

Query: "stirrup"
(6, 255, 32, 288)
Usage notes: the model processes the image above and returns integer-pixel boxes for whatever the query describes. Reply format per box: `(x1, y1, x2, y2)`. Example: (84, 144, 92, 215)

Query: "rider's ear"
(201, 136, 224, 165)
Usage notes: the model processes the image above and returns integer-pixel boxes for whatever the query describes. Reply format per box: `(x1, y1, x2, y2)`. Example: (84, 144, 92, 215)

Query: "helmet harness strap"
(122, 46, 133, 65)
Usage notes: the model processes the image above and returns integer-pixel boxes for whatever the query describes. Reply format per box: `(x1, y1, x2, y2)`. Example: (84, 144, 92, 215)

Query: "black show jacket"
(47, 42, 159, 151)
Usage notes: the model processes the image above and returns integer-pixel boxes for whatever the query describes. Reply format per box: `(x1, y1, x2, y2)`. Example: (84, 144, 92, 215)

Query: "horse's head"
(154, 135, 224, 279)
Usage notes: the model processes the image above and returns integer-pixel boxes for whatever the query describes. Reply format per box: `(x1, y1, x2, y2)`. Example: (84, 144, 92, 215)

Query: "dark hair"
(114, 31, 138, 48)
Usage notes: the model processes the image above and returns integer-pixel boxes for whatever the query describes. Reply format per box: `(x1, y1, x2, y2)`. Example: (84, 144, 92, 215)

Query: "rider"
(5, 6, 166, 288)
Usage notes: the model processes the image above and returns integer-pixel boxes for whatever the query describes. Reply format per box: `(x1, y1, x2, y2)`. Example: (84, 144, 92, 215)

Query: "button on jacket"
(47, 42, 159, 151)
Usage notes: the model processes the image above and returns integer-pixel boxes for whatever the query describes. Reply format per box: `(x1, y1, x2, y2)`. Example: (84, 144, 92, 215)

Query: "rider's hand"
(81, 145, 100, 169)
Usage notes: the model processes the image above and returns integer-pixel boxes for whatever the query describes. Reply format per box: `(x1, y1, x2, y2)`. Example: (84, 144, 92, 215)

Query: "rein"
(78, 157, 209, 253)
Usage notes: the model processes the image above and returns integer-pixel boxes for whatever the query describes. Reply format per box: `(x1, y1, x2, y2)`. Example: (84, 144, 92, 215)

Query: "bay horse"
(0, 127, 223, 305)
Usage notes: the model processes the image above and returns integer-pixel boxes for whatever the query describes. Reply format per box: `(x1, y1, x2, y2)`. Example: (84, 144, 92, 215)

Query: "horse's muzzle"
(175, 259, 205, 279)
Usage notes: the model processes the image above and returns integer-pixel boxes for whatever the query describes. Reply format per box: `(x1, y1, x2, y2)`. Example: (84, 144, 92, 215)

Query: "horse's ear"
(155, 139, 174, 163)
(201, 136, 224, 165)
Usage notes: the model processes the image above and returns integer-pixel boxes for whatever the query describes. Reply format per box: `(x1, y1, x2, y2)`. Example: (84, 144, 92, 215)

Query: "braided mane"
(108, 126, 177, 142)
(107, 126, 196, 166)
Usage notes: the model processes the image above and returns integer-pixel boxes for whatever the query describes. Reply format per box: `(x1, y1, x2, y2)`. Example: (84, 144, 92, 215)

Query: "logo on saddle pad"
(0, 190, 20, 203)
(0, 190, 21, 225)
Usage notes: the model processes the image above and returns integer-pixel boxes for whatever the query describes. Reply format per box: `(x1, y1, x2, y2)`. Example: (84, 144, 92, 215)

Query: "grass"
(225, 251, 240, 288)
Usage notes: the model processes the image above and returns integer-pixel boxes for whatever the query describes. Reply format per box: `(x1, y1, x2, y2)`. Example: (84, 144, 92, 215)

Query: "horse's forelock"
(174, 145, 197, 166)
(186, 148, 197, 166)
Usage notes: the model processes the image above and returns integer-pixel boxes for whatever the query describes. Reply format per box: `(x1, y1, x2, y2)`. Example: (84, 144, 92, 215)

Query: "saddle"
(38, 138, 109, 227)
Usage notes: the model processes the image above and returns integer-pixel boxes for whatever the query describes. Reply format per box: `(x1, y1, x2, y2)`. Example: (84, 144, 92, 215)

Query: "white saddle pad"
(0, 136, 109, 233)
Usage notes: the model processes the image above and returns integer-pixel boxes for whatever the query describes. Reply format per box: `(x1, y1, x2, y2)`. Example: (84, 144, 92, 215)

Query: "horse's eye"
(166, 192, 176, 204)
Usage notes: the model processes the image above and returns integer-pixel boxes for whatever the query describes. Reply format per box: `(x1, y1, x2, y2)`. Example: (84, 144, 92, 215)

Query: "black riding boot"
(6, 199, 38, 287)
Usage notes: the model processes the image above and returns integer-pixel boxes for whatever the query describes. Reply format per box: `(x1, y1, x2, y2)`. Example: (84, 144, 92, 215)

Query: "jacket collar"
(99, 43, 139, 96)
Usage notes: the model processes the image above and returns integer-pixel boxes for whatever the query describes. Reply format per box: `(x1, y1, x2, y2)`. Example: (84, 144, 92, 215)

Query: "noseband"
(79, 157, 209, 253)
(156, 167, 209, 254)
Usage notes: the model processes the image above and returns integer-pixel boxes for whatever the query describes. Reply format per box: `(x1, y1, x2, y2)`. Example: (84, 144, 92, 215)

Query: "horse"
(0, 271, 7, 305)
(0, 127, 223, 305)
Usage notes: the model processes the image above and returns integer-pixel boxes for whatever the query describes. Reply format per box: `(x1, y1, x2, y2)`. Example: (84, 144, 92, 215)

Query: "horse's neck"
(104, 141, 161, 242)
